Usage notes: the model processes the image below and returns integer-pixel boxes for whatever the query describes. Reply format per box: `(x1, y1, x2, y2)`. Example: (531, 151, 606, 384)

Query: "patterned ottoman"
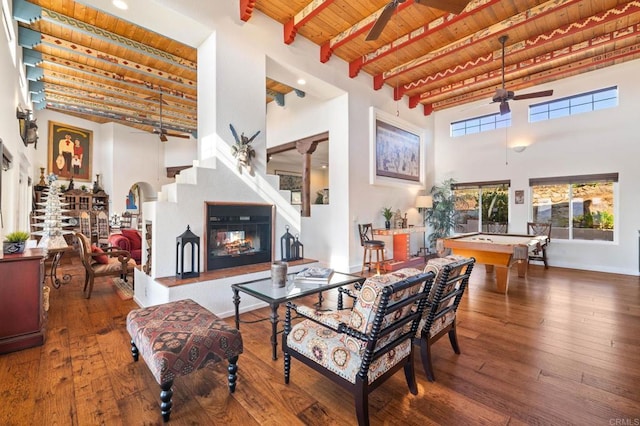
(126, 299, 243, 422)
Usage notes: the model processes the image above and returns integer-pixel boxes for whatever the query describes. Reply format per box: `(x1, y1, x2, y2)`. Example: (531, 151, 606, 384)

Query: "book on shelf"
(294, 267, 334, 282)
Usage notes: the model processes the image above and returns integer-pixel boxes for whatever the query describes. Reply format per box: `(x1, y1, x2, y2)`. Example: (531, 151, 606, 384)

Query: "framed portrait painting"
(48, 121, 92, 181)
(369, 107, 424, 188)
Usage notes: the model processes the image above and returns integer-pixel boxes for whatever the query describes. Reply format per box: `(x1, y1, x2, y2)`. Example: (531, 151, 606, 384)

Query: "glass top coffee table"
(231, 271, 365, 360)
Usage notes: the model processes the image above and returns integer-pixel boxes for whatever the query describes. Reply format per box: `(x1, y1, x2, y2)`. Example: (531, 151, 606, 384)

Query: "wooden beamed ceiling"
(13, 0, 199, 137)
(246, 0, 640, 115)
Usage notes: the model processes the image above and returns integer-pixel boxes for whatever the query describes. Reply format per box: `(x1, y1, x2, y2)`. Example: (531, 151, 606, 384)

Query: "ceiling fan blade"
(499, 101, 510, 115)
(164, 132, 190, 139)
(415, 0, 469, 14)
(365, 1, 400, 41)
(513, 90, 554, 100)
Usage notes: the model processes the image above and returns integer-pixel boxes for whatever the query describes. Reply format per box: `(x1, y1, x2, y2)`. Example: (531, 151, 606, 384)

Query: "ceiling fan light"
(499, 101, 510, 115)
(112, 0, 128, 10)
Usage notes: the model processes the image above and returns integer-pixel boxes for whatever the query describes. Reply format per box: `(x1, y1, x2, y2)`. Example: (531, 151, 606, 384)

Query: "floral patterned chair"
(418, 255, 475, 381)
(282, 268, 435, 426)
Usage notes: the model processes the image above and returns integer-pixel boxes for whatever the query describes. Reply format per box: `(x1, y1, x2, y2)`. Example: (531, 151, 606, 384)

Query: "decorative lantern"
(280, 225, 294, 261)
(292, 234, 304, 260)
(176, 225, 200, 279)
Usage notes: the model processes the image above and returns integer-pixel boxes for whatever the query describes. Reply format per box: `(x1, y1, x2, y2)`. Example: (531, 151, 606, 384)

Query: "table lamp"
(416, 195, 433, 257)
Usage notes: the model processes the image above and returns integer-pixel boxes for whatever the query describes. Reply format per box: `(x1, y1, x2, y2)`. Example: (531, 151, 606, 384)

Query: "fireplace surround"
(205, 202, 274, 271)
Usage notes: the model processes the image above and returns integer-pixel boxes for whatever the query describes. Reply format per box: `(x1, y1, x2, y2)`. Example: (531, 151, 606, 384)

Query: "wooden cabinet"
(0, 248, 46, 353)
(34, 187, 109, 229)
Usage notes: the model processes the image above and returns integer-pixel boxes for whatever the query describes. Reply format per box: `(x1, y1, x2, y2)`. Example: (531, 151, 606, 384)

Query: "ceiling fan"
(149, 92, 190, 142)
(492, 35, 554, 115)
(366, 0, 470, 41)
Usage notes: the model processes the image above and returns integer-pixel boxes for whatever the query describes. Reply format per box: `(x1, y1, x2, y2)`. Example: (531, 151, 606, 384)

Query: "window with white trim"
(452, 181, 510, 233)
(451, 112, 511, 137)
(530, 173, 617, 241)
(529, 86, 618, 123)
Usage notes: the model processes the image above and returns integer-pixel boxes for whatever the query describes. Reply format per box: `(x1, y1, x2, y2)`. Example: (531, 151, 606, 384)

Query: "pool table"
(439, 232, 549, 294)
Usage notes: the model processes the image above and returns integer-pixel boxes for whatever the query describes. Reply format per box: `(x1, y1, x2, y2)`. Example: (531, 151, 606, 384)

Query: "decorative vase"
(385, 220, 391, 230)
(3, 241, 25, 254)
(271, 261, 288, 288)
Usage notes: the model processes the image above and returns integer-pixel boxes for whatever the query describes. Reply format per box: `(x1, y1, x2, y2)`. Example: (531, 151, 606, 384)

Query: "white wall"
(433, 60, 640, 275)
(0, 0, 37, 236)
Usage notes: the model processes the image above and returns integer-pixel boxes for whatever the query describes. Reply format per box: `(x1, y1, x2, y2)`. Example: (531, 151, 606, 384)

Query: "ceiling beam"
(403, 2, 640, 103)
(347, 0, 499, 75)
(373, 0, 582, 91)
(412, 23, 640, 110)
(240, 0, 257, 22)
(284, 0, 335, 45)
(321, 0, 415, 63)
(18, 27, 196, 91)
(12, 0, 196, 72)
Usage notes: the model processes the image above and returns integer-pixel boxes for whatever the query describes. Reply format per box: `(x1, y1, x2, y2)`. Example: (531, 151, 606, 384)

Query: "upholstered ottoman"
(126, 299, 243, 422)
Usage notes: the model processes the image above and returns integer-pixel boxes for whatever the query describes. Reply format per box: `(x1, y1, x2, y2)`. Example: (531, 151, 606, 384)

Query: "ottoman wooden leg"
(131, 340, 139, 362)
(160, 380, 174, 422)
(227, 355, 239, 393)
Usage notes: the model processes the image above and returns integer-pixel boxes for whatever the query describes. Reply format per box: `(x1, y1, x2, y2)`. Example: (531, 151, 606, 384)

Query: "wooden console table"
(373, 226, 426, 271)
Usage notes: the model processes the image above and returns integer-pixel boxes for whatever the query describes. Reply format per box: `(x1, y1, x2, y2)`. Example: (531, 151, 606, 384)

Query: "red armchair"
(109, 229, 142, 264)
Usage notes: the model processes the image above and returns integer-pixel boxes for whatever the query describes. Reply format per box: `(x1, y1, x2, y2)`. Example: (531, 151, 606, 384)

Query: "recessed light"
(112, 0, 128, 10)
(297, 78, 306, 85)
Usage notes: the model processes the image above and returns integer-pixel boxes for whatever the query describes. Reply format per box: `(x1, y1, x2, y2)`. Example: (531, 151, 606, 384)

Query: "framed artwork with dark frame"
(290, 190, 302, 205)
(48, 121, 93, 182)
(514, 190, 525, 204)
(275, 170, 302, 191)
(369, 107, 424, 188)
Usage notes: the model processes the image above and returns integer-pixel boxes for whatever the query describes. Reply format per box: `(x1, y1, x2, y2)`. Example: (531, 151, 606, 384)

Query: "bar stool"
(358, 223, 385, 275)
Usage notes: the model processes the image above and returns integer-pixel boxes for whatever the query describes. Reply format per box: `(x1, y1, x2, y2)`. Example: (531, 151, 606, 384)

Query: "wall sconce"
(512, 145, 527, 153)
(16, 107, 39, 148)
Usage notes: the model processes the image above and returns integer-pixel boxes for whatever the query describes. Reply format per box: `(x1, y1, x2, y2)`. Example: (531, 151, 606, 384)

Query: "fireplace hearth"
(205, 203, 273, 271)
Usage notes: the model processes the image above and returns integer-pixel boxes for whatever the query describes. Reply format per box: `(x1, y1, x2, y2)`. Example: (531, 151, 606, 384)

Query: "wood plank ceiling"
(12, 0, 640, 138)
(249, 0, 640, 115)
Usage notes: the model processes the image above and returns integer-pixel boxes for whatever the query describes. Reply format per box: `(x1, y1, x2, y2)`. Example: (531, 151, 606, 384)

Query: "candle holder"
(38, 167, 47, 187)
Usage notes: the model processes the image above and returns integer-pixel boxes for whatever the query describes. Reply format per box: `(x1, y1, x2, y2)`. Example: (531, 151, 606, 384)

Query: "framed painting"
(275, 170, 302, 191)
(48, 121, 92, 181)
(369, 107, 424, 188)
(290, 190, 302, 205)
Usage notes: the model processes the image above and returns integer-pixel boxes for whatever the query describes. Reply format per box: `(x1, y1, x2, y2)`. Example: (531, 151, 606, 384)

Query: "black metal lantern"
(292, 234, 304, 260)
(176, 225, 200, 279)
(280, 225, 294, 261)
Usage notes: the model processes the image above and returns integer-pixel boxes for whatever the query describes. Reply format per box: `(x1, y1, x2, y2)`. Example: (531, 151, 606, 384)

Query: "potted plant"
(3, 231, 30, 254)
(382, 207, 393, 229)
(425, 178, 461, 253)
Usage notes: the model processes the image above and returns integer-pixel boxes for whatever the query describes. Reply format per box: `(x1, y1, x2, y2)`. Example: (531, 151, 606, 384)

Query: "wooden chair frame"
(358, 223, 385, 275)
(75, 232, 134, 299)
(418, 257, 475, 381)
(283, 271, 435, 426)
(527, 222, 551, 268)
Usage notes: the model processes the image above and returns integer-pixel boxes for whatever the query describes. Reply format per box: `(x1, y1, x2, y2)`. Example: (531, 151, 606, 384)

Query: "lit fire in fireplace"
(213, 231, 255, 256)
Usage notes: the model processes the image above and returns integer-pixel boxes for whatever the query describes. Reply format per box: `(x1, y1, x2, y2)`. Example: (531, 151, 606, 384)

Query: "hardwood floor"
(1, 255, 639, 425)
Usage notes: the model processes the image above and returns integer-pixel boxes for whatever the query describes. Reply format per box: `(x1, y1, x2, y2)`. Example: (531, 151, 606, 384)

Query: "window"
(451, 112, 511, 137)
(530, 173, 617, 241)
(529, 86, 618, 123)
(452, 181, 510, 233)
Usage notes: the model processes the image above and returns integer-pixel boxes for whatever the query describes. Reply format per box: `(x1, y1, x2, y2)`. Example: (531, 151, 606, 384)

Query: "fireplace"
(205, 202, 274, 271)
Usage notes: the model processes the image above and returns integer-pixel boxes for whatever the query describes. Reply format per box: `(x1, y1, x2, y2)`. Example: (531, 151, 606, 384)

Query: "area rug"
(112, 277, 134, 300)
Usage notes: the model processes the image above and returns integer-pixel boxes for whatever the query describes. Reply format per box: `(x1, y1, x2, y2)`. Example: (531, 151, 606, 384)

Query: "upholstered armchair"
(108, 229, 142, 264)
(283, 268, 435, 426)
(75, 232, 136, 299)
(418, 255, 475, 381)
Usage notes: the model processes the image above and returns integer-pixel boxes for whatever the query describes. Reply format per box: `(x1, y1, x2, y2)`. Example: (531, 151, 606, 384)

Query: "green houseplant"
(425, 178, 460, 252)
(382, 207, 393, 229)
(3, 231, 30, 254)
